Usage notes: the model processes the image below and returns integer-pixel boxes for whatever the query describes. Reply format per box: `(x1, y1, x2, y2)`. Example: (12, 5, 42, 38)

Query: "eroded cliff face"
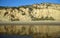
(0, 3, 60, 21)
(0, 3, 60, 37)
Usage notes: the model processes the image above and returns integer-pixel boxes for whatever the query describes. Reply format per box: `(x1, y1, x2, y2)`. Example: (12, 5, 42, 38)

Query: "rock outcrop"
(0, 3, 60, 21)
(0, 3, 60, 37)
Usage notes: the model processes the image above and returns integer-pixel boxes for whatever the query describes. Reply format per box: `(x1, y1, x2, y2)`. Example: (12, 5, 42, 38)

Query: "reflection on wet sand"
(0, 25, 60, 38)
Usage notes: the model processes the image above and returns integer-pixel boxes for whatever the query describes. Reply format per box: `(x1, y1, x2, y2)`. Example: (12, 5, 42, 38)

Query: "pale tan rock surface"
(0, 3, 60, 37)
(0, 3, 60, 21)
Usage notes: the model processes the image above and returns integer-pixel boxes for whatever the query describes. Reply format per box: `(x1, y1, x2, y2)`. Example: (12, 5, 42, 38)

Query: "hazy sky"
(0, 0, 60, 7)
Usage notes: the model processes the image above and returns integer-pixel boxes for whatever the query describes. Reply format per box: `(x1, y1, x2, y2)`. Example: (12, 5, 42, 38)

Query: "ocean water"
(0, 34, 33, 38)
